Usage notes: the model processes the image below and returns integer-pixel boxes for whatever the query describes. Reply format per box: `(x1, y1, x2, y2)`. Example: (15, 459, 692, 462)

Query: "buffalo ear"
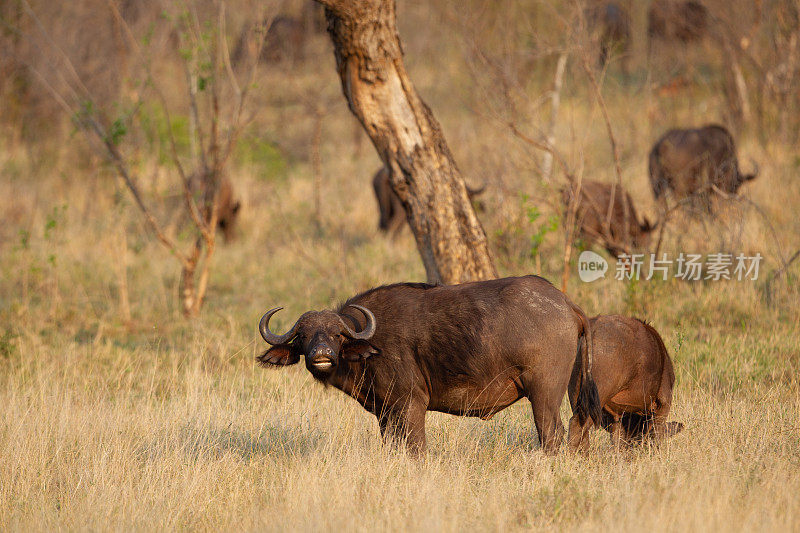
(341, 340, 381, 362)
(257, 344, 300, 366)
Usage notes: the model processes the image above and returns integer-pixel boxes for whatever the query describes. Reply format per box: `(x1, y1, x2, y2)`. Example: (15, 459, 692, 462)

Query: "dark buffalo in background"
(568, 315, 683, 450)
(372, 166, 485, 237)
(301, 0, 327, 35)
(586, 1, 631, 68)
(562, 180, 656, 257)
(257, 276, 602, 454)
(232, 2, 327, 66)
(648, 0, 709, 44)
(214, 176, 241, 242)
(188, 172, 241, 243)
(233, 16, 306, 65)
(649, 124, 758, 212)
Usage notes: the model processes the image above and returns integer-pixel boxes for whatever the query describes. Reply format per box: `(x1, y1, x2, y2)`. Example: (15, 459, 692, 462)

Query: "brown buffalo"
(215, 176, 241, 242)
(648, 0, 709, 44)
(257, 276, 602, 455)
(586, 1, 631, 67)
(649, 124, 758, 212)
(568, 315, 683, 450)
(233, 16, 306, 66)
(372, 166, 485, 237)
(562, 180, 656, 257)
(189, 172, 241, 243)
(301, 0, 327, 35)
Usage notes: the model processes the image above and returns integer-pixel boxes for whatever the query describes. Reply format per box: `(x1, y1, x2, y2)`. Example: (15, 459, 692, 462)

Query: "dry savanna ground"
(1, 1, 800, 530)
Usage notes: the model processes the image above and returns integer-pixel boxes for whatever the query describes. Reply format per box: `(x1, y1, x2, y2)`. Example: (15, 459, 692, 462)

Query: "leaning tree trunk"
(315, 0, 497, 284)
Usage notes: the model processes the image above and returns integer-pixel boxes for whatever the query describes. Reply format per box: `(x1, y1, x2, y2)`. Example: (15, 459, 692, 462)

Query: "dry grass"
(2, 1, 800, 531)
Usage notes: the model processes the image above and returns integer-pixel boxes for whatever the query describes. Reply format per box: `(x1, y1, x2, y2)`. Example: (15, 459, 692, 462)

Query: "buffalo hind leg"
(529, 394, 565, 455)
(378, 402, 427, 455)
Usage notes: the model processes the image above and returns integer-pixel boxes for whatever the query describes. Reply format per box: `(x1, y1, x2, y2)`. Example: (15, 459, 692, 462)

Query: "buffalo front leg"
(378, 402, 427, 455)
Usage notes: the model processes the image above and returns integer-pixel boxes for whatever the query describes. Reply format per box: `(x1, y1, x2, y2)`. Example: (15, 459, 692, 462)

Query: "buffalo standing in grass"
(372, 166, 485, 237)
(568, 315, 683, 450)
(258, 276, 602, 454)
(648, 0, 709, 44)
(233, 16, 306, 66)
(587, 1, 631, 68)
(562, 180, 656, 257)
(649, 124, 758, 213)
(188, 172, 241, 243)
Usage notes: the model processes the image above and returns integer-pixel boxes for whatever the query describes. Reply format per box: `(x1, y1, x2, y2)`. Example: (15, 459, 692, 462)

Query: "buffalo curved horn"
(259, 307, 301, 345)
(340, 304, 376, 340)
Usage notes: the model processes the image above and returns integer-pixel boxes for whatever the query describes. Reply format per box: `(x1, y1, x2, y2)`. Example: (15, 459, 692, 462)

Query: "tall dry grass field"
(1, 0, 799, 530)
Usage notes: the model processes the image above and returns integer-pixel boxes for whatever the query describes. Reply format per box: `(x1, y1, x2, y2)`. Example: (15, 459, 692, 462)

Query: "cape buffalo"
(649, 124, 758, 213)
(587, 2, 631, 68)
(301, 0, 327, 35)
(648, 0, 709, 44)
(257, 276, 602, 454)
(233, 16, 306, 66)
(372, 166, 485, 237)
(188, 172, 241, 243)
(568, 315, 683, 450)
(562, 180, 656, 257)
(215, 176, 241, 242)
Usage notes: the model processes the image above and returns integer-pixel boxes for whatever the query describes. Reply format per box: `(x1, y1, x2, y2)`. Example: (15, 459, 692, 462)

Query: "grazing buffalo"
(649, 124, 758, 212)
(648, 0, 709, 44)
(189, 172, 241, 243)
(568, 315, 683, 450)
(372, 166, 485, 237)
(587, 1, 631, 67)
(301, 0, 327, 35)
(257, 276, 602, 454)
(562, 180, 656, 257)
(233, 16, 306, 66)
(215, 176, 241, 242)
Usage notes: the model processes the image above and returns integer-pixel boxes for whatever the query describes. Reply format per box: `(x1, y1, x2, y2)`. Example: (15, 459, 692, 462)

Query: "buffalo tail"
(574, 305, 602, 426)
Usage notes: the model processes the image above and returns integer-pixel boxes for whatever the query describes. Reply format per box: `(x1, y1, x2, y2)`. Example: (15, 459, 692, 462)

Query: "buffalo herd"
(585, 0, 710, 69)
(370, 122, 756, 259)
(559, 123, 756, 257)
(254, 1, 761, 455)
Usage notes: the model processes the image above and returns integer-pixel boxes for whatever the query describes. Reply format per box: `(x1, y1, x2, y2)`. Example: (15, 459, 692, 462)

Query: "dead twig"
(711, 185, 789, 272)
(541, 51, 568, 183)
